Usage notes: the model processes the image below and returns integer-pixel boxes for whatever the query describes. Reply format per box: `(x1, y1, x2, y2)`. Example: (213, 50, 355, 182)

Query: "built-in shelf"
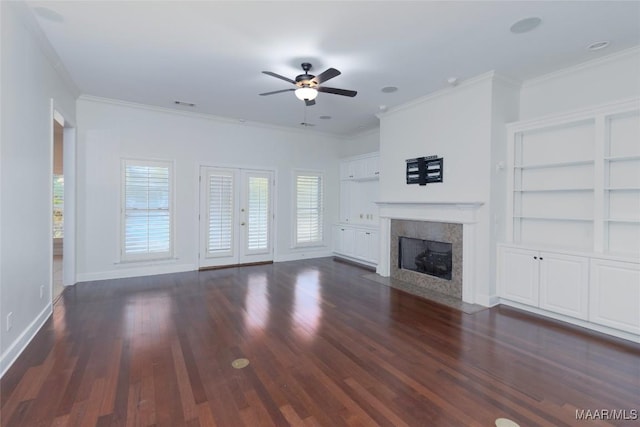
(606, 218, 640, 224)
(605, 187, 640, 191)
(514, 188, 593, 193)
(604, 155, 640, 162)
(514, 159, 594, 170)
(514, 216, 593, 222)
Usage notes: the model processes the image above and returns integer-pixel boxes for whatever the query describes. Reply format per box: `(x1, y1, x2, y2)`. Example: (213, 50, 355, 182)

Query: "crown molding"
(8, 1, 81, 99)
(522, 45, 640, 89)
(78, 95, 344, 140)
(506, 97, 640, 133)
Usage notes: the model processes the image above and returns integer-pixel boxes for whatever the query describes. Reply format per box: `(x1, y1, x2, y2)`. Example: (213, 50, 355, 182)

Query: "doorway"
(52, 114, 64, 300)
(199, 167, 274, 268)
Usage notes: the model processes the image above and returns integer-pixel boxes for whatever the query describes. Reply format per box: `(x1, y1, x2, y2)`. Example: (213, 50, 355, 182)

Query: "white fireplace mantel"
(376, 201, 484, 224)
(374, 200, 486, 305)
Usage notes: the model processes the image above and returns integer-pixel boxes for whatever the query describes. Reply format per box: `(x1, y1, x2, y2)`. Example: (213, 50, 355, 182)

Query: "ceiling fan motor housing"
(295, 74, 316, 88)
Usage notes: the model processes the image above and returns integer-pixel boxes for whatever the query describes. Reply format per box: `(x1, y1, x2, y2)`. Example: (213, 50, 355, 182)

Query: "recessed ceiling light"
(587, 41, 609, 51)
(510, 17, 542, 34)
(174, 101, 195, 107)
(446, 77, 459, 87)
(381, 86, 398, 93)
(319, 115, 332, 120)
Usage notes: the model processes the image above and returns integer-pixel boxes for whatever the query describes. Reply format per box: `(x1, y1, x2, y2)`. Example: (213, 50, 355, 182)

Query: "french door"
(199, 167, 274, 268)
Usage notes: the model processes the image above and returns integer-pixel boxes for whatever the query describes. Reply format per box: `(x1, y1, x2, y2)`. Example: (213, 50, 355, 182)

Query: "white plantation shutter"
(247, 176, 269, 250)
(295, 172, 323, 245)
(123, 160, 172, 260)
(207, 173, 234, 254)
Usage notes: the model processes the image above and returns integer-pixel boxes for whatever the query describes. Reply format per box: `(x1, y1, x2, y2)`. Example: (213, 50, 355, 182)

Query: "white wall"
(76, 97, 342, 281)
(520, 47, 640, 120)
(488, 77, 521, 303)
(339, 128, 380, 158)
(1, 2, 77, 375)
(379, 75, 494, 203)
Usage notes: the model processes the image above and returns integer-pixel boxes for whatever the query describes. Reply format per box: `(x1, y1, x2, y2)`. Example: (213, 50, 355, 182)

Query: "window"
(122, 159, 172, 261)
(294, 171, 323, 246)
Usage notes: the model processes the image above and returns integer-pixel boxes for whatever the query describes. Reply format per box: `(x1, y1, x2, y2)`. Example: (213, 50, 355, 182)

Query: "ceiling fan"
(259, 63, 357, 106)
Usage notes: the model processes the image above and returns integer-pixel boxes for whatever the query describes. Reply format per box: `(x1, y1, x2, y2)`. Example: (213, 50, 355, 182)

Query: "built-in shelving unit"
(507, 99, 640, 256)
(334, 152, 380, 267)
(501, 99, 640, 343)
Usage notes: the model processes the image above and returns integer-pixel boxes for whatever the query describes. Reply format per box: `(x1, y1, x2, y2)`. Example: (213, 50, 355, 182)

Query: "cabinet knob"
(540, 257, 543, 260)
(534, 256, 538, 260)
(366, 232, 370, 235)
(374, 171, 379, 175)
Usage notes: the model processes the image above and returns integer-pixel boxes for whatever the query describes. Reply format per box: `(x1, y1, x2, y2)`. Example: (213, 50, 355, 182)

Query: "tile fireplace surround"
(391, 220, 462, 299)
(376, 201, 484, 305)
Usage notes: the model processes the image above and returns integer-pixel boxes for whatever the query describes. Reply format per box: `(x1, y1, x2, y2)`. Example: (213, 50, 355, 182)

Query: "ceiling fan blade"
(318, 86, 357, 97)
(305, 99, 316, 107)
(311, 68, 340, 84)
(259, 88, 295, 96)
(262, 71, 296, 85)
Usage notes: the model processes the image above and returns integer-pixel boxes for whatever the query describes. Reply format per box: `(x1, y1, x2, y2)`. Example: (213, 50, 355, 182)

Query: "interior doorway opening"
(52, 112, 64, 301)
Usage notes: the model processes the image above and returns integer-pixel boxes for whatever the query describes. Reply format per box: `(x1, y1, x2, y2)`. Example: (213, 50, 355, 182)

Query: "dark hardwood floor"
(1, 258, 639, 426)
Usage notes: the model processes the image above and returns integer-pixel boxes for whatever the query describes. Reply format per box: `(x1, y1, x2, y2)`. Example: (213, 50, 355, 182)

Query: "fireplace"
(376, 201, 484, 305)
(399, 237, 452, 280)
(389, 219, 463, 299)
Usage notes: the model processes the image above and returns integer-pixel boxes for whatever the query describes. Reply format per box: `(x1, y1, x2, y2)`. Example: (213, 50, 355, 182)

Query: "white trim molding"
(375, 201, 485, 305)
(1, 303, 52, 378)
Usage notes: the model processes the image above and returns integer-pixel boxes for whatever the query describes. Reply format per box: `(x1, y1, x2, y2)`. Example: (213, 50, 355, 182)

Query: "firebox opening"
(399, 236, 452, 280)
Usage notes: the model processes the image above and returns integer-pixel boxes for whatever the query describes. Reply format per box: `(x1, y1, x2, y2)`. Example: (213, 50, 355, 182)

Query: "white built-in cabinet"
(499, 99, 640, 342)
(334, 152, 380, 266)
(333, 224, 379, 265)
(499, 246, 589, 320)
(589, 258, 640, 335)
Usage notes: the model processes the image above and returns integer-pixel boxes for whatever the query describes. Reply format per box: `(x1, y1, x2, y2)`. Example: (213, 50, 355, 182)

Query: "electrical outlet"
(6, 312, 13, 331)
(40, 285, 44, 299)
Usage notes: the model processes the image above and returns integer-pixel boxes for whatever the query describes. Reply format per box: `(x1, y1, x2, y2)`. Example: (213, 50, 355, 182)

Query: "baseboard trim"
(499, 299, 640, 344)
(274, 250, 333, 262)
(76, 263, 196, 282)
(199, 261, 273, 271)
(1, 303, 52, 378)
(333, 256, 377, 272)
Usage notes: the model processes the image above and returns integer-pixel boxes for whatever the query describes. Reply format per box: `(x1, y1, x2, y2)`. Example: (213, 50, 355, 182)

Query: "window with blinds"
(122, 160, 172, 261)
(207, 173, 234, 254)
(247, 176, 270, 251)
(295, 172, 324, 246)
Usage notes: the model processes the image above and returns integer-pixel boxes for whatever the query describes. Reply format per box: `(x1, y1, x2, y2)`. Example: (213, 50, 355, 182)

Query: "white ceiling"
(26, 1, 640, 136)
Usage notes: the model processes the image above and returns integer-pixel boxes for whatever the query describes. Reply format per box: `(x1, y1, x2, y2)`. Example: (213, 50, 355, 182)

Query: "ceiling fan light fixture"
(295, 87, 318, 101)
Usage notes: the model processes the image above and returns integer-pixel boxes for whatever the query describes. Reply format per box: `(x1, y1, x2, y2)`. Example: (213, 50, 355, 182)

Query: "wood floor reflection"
(2, 258, 639, 426)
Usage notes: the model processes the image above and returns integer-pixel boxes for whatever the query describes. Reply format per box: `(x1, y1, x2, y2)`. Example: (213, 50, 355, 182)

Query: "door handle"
(241, 222, 246, 226)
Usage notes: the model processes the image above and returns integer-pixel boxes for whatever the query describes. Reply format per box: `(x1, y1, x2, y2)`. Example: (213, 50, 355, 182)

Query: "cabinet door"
(354, 230, 369, 260)
(499, 247, 539, 306)
(364, 156, 380, 179)
(339, 181, 351, 223)
(339, 162, 350, 180)
(367, 231, 379, 263)
(539, 252, 589, 320)
(341, 227, 355, 256)
(589, 259, 640, 334)
(348, 159, 366, 179)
